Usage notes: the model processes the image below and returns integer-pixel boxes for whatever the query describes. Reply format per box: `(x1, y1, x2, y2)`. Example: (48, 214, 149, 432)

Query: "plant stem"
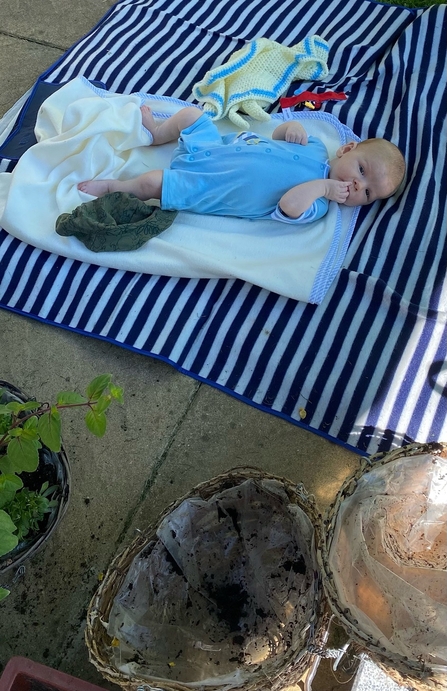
(0, 400, 97, 450)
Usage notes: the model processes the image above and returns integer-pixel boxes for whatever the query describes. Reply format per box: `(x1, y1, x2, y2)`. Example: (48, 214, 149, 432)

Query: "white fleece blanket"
(0, 77, 360, 304)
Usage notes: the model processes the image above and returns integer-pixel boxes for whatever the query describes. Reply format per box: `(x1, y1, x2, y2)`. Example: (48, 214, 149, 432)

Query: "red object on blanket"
(280, 91, 347, 110)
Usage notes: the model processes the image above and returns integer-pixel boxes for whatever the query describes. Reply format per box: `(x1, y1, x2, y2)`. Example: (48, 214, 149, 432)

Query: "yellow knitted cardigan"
(193, 35, 330, 127)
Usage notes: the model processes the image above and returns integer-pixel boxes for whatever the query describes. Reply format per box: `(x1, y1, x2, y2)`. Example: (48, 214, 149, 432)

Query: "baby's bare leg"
(77, 170, 163, 201)
(141, 105, 203, 145)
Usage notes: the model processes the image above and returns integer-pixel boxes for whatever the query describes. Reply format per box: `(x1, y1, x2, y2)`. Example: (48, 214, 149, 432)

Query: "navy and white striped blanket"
(0, 0, 446, 456)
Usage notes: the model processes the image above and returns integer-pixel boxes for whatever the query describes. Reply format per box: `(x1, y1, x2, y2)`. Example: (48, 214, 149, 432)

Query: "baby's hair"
(357, 138, 406, 197)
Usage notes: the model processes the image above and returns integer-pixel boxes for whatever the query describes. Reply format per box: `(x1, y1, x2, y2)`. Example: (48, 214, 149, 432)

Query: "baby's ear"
(335, 141, 358, 157)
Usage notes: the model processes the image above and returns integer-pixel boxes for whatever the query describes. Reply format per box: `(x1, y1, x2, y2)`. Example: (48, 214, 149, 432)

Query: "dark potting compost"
(106, 478, 319, 685)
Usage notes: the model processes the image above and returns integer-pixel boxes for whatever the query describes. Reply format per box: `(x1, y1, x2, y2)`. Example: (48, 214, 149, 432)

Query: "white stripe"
(1, 246, 42, 306)
(111, 276, 166, 344)
(232, 295, 290, 395)
(112, 15, 196, 93)
(50, 263, 92, 324)
(158, 283, 219, 361)
(131, 278, 186, 350)
(81, 270, 127, 332)
(132, 30, 229, 98)
(250, 304, 313, 409)
(95, 13, 166, 93)
(66, 268, 109, 328)
(179, 281, 247, 372)
(212, 291, 273, 386)
(378, 320, 444, 449)
(49, 6, 134, 83)
(0, 239, 28, 298)
(188, 0, 248, 33)
(411, 322, 447, 442)
(313, 281, 409, 435)
(37, 259, 77, 319)
(96, 273, 150, 336)
(17, 254, 60, 314)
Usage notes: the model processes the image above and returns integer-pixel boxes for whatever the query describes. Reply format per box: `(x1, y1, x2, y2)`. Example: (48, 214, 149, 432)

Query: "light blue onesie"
(161, 113, 330, 223)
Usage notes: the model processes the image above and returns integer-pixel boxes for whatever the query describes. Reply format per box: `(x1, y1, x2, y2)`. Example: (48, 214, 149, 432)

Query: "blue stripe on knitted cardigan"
(194, 36, 329, 107)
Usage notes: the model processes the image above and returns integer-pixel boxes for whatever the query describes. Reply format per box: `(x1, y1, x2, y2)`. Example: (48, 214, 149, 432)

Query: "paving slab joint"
(113, 380, 202, 548)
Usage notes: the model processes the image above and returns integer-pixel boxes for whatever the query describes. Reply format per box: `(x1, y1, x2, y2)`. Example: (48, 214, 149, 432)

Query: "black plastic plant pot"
(0, 381, 71, 577)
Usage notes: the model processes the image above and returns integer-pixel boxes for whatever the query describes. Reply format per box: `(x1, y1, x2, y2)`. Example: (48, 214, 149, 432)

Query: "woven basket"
(0, 381, 71, 576)
(318, 441, 447, 691)
(86, 466, 330, 691)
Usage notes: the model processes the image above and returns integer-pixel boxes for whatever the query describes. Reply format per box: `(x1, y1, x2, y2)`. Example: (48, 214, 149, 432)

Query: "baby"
(78, 106, 405, 225)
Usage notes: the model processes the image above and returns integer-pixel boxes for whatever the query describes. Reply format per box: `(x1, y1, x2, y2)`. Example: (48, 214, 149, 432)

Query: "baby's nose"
(354, 178, 365, 191)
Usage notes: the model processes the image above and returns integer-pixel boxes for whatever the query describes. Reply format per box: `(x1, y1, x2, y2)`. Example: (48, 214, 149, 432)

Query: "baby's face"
(329, 143, 394, 207)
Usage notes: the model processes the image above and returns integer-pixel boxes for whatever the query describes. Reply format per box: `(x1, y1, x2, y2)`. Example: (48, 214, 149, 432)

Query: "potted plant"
(0, 374, 123, 600)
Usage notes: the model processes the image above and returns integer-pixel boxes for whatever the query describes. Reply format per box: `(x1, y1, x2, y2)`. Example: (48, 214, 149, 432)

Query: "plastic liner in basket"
(320, 442, 447, 690)
(106, 477, 320, 687)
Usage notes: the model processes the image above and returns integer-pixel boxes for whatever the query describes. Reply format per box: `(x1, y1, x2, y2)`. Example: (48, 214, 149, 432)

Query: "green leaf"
(0, 587, 10, 601)
(94, 395, 111, 415)
(40, 484, 58, 498)
(23, 416, 38, 430)
(20, 426, 40, 442)
(16, 401, 41, 412)
(6, 438, 40, 473)
(0, 474, 23, 508)
(110, 385, 124, 404)
(0, 509, 19, 557)
(56, 391, 88, 405)
(4, 402, 22, 413)
(8, 428, 23, 438)
(37, 409, 61, 452)
(0, 405, 13, 415)
(86, 375, 112, 402)
(0, 509, 17, 530)
(85, 409, 107, 437)
(0, 455, 16, 475)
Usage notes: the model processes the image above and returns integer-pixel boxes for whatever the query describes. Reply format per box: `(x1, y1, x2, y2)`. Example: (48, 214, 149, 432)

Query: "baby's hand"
(284, 122, 308, 145)
(324, 179, 352, 203)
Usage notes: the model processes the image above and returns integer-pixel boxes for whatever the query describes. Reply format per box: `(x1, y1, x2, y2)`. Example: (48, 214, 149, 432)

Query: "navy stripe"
(158, 279, 213, 358)
(29, 255, 68, 315)
(13, 251, 55, 311)
(224, 291, 281, 391)
(42, 261, 79, 322)
(104, 273, 156, 341)
(176, 279, 229, 366)
(240, 298, 307, 401)
(0, 242, 36, 305)
(91, 271, 136, 333)
(122, 274, 173, 346)
(140, 278, 191, 352)
(189, 281, 247, 373)
(257, 301, 316, 410)
(205, 284, 264, 382)
(60, 264, 105, 325)
(73, 268, 121, 331)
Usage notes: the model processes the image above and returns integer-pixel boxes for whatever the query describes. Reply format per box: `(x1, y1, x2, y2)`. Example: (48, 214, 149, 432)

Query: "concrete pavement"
(0, 3, 361, 688)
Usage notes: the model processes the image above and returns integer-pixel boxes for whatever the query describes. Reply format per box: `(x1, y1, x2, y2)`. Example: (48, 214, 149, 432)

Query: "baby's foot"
(77, 180, 112, 197)
(140, 105, 158, 136)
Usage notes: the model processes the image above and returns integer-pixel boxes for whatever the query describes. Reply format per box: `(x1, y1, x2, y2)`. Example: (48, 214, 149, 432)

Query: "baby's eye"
(359, 165, 365, 175)
(365, 189, 370, 200)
